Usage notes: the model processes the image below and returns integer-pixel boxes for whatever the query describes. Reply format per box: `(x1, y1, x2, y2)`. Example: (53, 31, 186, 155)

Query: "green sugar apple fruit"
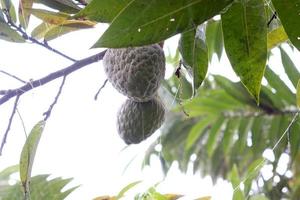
(117, 97, 165, 144)
(103, 44, 165, 102)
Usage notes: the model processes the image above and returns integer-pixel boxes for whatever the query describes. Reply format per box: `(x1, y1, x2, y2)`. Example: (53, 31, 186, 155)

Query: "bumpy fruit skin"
(103, 44, 165, 102)
(117, 98, 165, 144)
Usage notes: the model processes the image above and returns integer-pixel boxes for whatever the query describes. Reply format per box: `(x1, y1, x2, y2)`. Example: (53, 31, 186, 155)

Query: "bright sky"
(1, 4, 300, 199)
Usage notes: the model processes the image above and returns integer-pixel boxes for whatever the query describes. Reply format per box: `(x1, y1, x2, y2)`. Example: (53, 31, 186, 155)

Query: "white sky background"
(1, 3, 300, 199)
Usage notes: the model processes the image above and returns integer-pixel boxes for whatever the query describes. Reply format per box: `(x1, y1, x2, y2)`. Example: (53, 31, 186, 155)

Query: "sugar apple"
(117, 97, 165, 144)
(103, 44, 165, 102)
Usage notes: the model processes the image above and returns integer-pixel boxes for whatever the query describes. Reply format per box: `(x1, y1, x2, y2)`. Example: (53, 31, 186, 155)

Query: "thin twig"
(94, 79, 108, 100)
(0, 95, 20, 155)
(267, 11, 277, 27)
(43, 76, 67, 121)
(0, 70, 26, 83)
(3, 9, 77, 62)
(0, 50, 107, 106)
(16, 108, 27, 138)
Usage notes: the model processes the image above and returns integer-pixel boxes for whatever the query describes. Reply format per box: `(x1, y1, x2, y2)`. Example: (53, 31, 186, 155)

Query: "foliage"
(0, 165, 78, 200)
(1, 0, 300, 199)
(144, 46, 300, 199)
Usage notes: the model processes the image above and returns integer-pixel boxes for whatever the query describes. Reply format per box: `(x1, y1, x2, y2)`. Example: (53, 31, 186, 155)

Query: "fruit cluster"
(103, 44, 166, 144)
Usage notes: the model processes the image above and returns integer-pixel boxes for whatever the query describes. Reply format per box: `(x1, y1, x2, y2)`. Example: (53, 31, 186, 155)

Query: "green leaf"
(222, 118, 240, 154)
(279, 47, 300, 89)
(93, 0, 234, 48)
(0, 174, 78, 200)
(74, 0, 131, 23)
(221, 0, 267, 102)
(264, 65, 295, 105)
(19, 0, 34, 29)
(244, 158, 265, 196)
(185, 116, 215, 151)
(271, 0, 300, 51)
(0, 22, 26, 42)
(297, 79, 300, 108)
(228, 165, 245, 200)
(214, 75, 256, 107)
(267, 26, 288, 50)
(19, 121, 46, 195)
(0, 165, 19, 180)
(290, 116, 300, 160)
(206, 20, 223, 61)
(249, 195, 269, 200)
(206, 117, 225, 157)
(236, 117, 253, 153)
(116, 181, 142, 199)
(179, 28, 208, 94)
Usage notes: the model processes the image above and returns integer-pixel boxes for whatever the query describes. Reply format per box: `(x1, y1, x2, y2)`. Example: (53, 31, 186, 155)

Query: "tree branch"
(94, 79, 108, 100)
(0, 70, 27, 83)
(3, 9, 77, 62)
(0, 50, 107, 106)
(43, 76, 67, 121)
(0, 95, 20, 155)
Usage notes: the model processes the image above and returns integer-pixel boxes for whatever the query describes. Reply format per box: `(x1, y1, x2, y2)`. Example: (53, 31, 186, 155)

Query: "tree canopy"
(1, 0, 300, 199)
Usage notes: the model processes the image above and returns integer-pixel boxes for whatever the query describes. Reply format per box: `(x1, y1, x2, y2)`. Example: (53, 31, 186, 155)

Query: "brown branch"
(0, 95, 20, 155)
(43, 76, 67, 121)
(0, 50, 107, 106)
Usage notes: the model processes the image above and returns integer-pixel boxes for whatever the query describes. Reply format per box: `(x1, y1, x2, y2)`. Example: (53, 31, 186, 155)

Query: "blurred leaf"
(28, 8, 70, 25)
(229, 165, 245, 200)
(185, 116, 215, 151)
(0, 174, 78, 200)
(206, 20, 223, 61)
(290, 116, 300, 160)
(179, 28, 208, 94)
(214, 75, 256, 106)
(0, 22, 26, 42)
(279, 47, 300, 89)
(93, 196, 116, 200)
(0, 165, 18, 180)
(115, 181, 142, 199)
(222, 118, 240, 154)
(34, 0, 80, 14)
(297, 79, 300, 108)
(222, 0, 267, 101)
(267, 26, 288, 50)
(19, 121, 45, 196)
(194, 197, 211, 200)
(206, 117, 225, 157)
(264, 65, 295, 105)
(163, 194, 183, 200)
(272, 0, 300, 51)
(249, 194, 269, 200)
(244, 158, 265, 195)
(1, 0, 17, 22)
(19, 0, 34, 29)
(0, 9, 5, 22)
(31, 20, 95, 40)
(74, 0, 131, 23)
(93, 0, 234, 48)
(236, 117, 253, 153)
